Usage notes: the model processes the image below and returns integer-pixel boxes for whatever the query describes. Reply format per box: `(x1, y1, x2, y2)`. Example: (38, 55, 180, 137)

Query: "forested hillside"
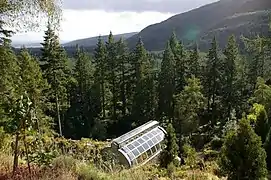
(1, 0, 271, 180)
(127, 0, 271, 51)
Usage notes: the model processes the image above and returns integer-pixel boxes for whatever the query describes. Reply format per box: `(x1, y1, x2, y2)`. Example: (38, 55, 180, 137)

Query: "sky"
(11, 0, 217, 44)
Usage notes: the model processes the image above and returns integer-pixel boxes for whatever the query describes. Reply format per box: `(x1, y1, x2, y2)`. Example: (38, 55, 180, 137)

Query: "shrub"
(183, 143, 197, 168)
(76, 163, 110, 180)
(52, 156, 77, 172)
(219, 118, 267, 180)
(160, 123, 179, 168)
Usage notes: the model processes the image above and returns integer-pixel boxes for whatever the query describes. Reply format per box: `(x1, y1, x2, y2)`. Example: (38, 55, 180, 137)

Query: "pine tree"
(17, 48, 50, 133)
(105, 32, 118, 122)
(157, 41, 175, 120)
(222, 35, 238, 121)
(220, 117, 267, 180)
(169, 32, 187, 94)
(40, 23, 71, 136)
(94, 36, 107, 119)
(188, 44, 200, 78)
(174, 77, 206, 137)
(131, 38, 154, 125)
(116, 38, 129, 118)
(204, 37, 222, 124)
(243, 36, 266, 91)
(160, 123, 179, 168)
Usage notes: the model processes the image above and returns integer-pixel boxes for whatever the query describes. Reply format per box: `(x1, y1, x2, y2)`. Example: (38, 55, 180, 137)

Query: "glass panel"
(137, 146, 144, 153)
(128, 152, 135, 160)
(127, 144, 135, 150)
(147, 140, 154, 147)
(152, 129, 158, 135)
(122, 147, 130, 153)
(142, 143, 149, 150)
(142, 135, 149, 141)
(132, 149, 140, 157)
(133, 140, 140, 147)
(147, 133, 153, 138)
(138, 138, 144, 144)
(152, 137, 158, 144)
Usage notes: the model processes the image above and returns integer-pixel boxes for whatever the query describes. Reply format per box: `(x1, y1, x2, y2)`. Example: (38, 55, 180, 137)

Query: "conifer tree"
(66, 47, 95, 138)
(94, 36, 107, 119)
(157, 41, 175, 120)
(17, 49, 50, 132)
(222, 35, 238, 121)
(188, 44, 200, 78)
(204, 37, 222, 124)
(160, 123, 179, 168)
(116, 38, 129, 118)
(40, 23, 71, 136)
(220, 117, 267, 180)
(169, 32, 187, 94)
(174, 77, 206, 137)
(105, 32, 118, 122)
(131, 38, 154, 125)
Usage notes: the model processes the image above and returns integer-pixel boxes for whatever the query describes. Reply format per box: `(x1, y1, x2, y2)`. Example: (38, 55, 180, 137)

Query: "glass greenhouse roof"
(119, 126, 165, 164)
(112, 121, 159, 147)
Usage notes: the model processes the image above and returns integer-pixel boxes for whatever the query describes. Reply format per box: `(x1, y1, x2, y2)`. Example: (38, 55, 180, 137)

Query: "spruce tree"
(222, 35, 238, 121)
(17, 49, 50, 132)
(220, 117, 267, 180)
(204, 37, 222, 124)
(160, 123, 179, 168)
(188, 44, 200, 78)
(174, 77, 206, 137)
(131, 38, 154, 125)
(94, 36, 107, 119)
(116, 38, 129, 118)
(157, 41, 175, 121)
(105, 32, 118, 122)
(169, 32, 187, 94)
(40, 23, 71, 136)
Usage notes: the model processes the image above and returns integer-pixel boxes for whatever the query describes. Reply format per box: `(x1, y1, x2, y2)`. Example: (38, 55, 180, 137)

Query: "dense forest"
(1, 1, 271, 180)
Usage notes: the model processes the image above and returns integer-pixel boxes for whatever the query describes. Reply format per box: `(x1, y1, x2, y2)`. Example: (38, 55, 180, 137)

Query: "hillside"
(63, 32, 138, 47)
(127, 0, 271, 51)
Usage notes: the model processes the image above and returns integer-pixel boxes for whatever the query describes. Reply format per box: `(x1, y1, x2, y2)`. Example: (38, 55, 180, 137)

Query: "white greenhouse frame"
(111, 121, 166, 167)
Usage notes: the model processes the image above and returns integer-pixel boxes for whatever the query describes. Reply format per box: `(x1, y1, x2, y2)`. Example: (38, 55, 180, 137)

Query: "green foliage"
(247, 103, 270, 143)
(174, 77, 206, 136)
(157, 41, 175, 120)
(160, 123, 179, 168)
(183, 144, 197, 168)
(220, 118, 267, 180)
(264, 129, 271, 170)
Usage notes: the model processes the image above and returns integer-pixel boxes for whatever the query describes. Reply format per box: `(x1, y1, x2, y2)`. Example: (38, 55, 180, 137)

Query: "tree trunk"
(56, 92, 62, 136)
(13, 132, 20, 175)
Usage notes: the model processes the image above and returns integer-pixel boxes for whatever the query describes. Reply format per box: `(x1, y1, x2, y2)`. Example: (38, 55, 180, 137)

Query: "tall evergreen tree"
(105, 32, 118, 123)
(66, 47, 96, 139)
(160, 123, 179, 168)
(17, 49, 50, 133)
(157, 41, 175, 121)
(222, 35, 238, 121)
(131, 38, 154, 125)
(188, 44, 200, 78)
(40, 23, 71, 136)
(174, 77, 206, 137)
(169, 32, 187, 94)
(94, 36, 107, 119)
(204, 37, 222, 124)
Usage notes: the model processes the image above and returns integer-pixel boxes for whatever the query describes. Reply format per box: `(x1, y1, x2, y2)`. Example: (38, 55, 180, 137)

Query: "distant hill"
(63, 32, 138, 47)
(127, 0, 271, 51)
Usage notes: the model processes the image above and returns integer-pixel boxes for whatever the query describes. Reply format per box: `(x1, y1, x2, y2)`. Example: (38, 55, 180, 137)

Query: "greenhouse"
(111, 121, 166, 168)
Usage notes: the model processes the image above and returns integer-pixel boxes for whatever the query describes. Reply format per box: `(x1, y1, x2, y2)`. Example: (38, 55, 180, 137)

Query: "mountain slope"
(127, 0, 271, 51)
(63, 32, 138, 47)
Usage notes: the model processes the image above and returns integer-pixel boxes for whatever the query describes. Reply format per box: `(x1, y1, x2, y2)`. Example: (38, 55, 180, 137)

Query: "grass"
(0, 152, 225, 180)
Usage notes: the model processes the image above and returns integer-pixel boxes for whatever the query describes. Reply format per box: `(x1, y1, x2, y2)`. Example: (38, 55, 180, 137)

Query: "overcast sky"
(11, 0, 217, 43)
